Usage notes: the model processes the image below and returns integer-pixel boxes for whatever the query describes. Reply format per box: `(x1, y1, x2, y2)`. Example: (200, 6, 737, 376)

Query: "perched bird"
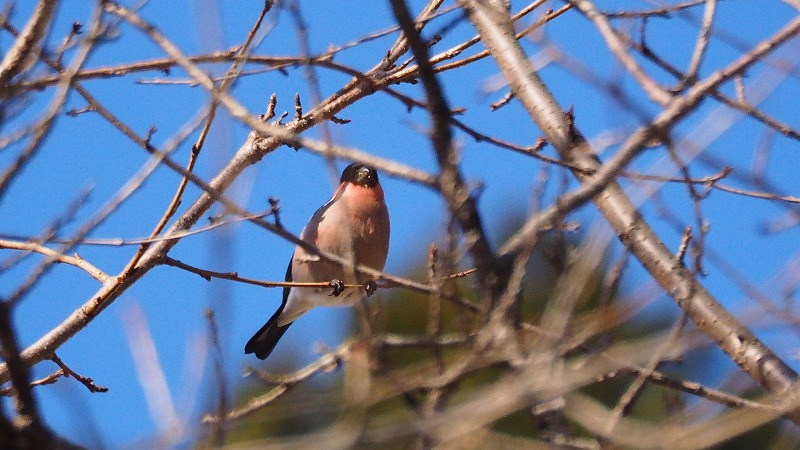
(245, 163, 390, 360)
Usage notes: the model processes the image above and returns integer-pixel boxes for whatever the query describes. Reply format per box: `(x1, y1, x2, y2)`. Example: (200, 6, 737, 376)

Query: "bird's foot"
(364, 280, 378, 296)
(328, 279, 345, 297)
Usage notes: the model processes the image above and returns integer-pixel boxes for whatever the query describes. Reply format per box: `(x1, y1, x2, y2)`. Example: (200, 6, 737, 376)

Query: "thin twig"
(0, 370, 64, 397)
(50, 354, 108, 393)
(202, 343, 349, 423)
(205, 309, 228, 446)
(0, 239, 109, 283)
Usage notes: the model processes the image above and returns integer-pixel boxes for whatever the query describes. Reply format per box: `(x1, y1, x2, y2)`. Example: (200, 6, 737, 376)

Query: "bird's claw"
(328, 279, 345, 297)
(364, 280, 378, 296)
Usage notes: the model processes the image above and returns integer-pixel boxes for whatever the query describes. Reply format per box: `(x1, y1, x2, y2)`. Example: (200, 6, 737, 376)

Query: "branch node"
(676, 226, 692, 265)
(330, 114, 350, 125)
(490, 91, 514, 111)
(261, 93, 277, 122)
(268, 196, 282, 228)
(51, 354, 108, 393)
(294, 93, 302, 121)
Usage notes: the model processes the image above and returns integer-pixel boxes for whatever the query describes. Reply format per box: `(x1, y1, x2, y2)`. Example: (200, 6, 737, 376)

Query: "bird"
(245, 163, 390, 360)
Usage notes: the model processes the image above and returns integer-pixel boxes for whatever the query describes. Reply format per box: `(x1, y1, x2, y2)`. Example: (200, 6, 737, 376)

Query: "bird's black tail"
(244, 306, 293, 360)
(245, 261, 294, 360)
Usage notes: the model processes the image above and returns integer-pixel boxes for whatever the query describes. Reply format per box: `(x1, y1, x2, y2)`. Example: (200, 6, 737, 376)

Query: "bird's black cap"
(341, 163, 379, 188)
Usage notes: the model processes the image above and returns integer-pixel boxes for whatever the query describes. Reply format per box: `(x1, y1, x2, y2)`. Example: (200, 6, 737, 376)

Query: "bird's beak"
(356, 167, 370, 184)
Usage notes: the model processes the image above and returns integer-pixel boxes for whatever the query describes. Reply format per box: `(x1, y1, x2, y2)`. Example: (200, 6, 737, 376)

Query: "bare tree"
(2, 0, 800, 447)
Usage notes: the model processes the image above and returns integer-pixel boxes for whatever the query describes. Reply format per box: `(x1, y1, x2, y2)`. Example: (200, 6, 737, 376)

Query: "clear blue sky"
(1, 1, 799, 447)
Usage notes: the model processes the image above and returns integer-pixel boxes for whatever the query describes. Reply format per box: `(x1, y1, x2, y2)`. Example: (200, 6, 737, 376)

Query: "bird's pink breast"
(342, 182, 385, 203)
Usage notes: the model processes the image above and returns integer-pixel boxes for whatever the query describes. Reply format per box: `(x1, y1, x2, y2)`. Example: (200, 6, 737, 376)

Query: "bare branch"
(458, 0, 800, 423)
(390, 0, 502, 316)
(50, 354, 108, 394)
(0, 0, 57, 90)
(0, 239, 109, 283)
(566, 0, 673, 105)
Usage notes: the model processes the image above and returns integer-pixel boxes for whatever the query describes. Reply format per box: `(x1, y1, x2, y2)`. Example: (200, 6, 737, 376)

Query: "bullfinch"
(245, 163, 390, 360)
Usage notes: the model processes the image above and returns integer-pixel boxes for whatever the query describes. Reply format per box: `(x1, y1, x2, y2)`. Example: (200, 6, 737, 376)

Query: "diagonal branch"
(0, 0, 57, 91)
(457, 0, 800, 424)
(678, 0, 717, 88)
(0, 240, 109, 283)
(389, 0, 501, 310)
(566, 0, 673, 105)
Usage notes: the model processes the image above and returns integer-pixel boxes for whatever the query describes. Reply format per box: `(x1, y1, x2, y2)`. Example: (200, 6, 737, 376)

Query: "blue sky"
(1, 1, 799, 447)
